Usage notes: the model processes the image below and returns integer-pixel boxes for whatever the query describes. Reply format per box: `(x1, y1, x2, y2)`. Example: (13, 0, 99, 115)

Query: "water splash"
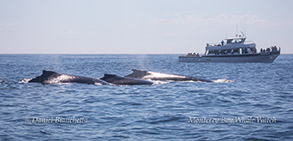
(94, 82, 104, 85)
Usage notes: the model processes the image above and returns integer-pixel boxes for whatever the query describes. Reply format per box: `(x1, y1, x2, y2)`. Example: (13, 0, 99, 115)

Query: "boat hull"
(179, 53, 280, 63)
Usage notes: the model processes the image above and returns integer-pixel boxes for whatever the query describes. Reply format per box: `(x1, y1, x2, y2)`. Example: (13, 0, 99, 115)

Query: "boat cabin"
(204, 35, 256, 56)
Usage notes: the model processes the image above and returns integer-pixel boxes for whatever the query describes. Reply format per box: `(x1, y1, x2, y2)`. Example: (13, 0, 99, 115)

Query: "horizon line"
(0, 53, 292, 55)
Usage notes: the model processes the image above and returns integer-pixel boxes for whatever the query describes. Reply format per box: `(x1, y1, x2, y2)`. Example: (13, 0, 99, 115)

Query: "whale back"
(101, 73, 153, 85)
(29, 70, 108, 85)
(125, 69, 212, 82)
(125, 69, 150, 78)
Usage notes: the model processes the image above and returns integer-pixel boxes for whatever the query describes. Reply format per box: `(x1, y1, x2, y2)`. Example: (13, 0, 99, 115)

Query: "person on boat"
(221, 40, 224, 46)
(272, 46, 277, 52)
(254, 48, 257, 53)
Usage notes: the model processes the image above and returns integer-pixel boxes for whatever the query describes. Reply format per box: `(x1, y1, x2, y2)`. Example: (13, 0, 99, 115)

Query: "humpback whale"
(28, 69, 212, 86)
(29, 70, 108, 85)
(125, 69, 212, 82)
(101, 74, 153, 85)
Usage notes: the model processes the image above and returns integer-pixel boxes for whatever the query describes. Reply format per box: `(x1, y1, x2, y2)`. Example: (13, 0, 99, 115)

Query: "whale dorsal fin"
(101, 74, 117, 80)
(42, 70, 58, 75)
(29, 70, 59, 83)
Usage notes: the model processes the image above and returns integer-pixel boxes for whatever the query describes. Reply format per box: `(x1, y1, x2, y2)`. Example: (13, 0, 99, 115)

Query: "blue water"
(0, 54, 292, 140)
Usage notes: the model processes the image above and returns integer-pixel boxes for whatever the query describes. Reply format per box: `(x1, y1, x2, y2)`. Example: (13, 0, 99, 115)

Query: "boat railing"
(244, 40, 254, 44)
(206, 42, 222, 47)
(184, 53, 201, 57)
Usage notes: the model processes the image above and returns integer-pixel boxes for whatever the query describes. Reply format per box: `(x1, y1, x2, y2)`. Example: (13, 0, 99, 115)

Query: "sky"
(0, 0, 292, 54)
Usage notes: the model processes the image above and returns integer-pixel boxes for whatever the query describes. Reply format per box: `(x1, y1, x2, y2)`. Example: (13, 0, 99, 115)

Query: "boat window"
(247, 48, 251, 54)
(243, 48, 248, 54)
(227, 39, 233, 44)
(231, 49, 237, 54)
(208, 50, 217, 55)
(235, 39, 242, 43)
(251, 47, 256, 53)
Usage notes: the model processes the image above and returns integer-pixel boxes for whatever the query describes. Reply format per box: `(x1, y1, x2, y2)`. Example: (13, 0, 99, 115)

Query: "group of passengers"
(187, 53, 200, 57)
(260, 46, 279, 53)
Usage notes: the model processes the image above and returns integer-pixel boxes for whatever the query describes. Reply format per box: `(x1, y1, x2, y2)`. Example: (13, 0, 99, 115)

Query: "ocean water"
(0, 54, 292, 140)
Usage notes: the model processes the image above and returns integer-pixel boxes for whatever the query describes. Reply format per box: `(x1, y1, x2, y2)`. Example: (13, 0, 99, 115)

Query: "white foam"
(180, 80, 201, 83)
(151, 80, 172, 85)
(18, 78, 32, 83)
(94, 82, 104, 85)
(212, 79, 234, 83)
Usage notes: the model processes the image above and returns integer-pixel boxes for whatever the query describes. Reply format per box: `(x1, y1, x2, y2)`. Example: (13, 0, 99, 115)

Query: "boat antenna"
(225, 28, 227, 38)
(236, 25, 238, 36)
(241, 31, 246, 38)
(244, 22, 246, 36)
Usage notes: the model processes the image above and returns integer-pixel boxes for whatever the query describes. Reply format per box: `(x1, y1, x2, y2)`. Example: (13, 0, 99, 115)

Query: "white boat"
(179, 33, 280, 63)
